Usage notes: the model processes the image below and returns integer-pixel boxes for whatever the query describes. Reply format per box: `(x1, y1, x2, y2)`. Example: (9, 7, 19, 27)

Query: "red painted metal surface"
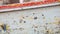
(0, 0, 58, 9)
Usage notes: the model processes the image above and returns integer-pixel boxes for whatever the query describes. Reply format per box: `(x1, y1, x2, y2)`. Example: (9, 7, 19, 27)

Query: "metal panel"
(0, 3, 60, 12)
(0, 6, 60, 34)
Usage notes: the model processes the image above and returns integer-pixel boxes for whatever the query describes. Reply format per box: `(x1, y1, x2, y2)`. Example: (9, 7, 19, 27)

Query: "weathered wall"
(0, 6, 60, 34)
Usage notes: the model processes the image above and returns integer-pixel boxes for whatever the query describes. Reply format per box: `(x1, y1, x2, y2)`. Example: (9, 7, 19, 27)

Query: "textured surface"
(0, 6, 60, 34)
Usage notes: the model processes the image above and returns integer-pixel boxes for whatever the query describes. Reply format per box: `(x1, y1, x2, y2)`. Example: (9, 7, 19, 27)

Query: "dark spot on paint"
(35, 26, 38, 28)
(26, 16, 28, 17)
(33, 13, 35, 15)
(1, 25, 4, 30)
(34, 17, 37, 20)
(19, 28, 24, 31)
(44, 26, 47, 30)
(34, 29, 36, 32)
(46, 30, 49, 33)
(33, 25, 38, 28)
(56, 31, 60, 33)
(32, 26, 33, 28)
(22, 17, 25, 19)
(58, 21, 60, 24)
(14, 20, 16, 22)
(42, 14, 44, 16)
(1, 24, 6, 31)
(46, 23, 48, 25)
(19, 20, 23, 23)
(24, 21, 26, 23)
